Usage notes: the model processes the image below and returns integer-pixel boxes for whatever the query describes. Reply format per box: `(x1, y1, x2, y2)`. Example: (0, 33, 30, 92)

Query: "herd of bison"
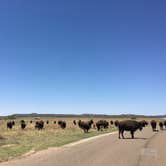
(5, 119, 166, 139)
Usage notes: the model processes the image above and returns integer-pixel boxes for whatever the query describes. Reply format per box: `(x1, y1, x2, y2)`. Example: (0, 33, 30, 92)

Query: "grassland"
(0, 117, 117, 162)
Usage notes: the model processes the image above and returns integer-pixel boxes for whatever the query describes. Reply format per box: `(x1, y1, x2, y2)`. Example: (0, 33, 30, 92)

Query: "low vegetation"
(0, 118, 116, 162)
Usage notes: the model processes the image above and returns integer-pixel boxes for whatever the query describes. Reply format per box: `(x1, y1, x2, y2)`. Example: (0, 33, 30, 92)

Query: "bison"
(12, 121, 15, 126)
(58, 120, 66, 129)
(78, 120, 94, 133)
(164, 121, 166, 129)
(150, 120, 157, 131)
(139, 120, 148, 127)
(110, 120, 114, 125)
(73, 120, 77, 125)
(114, 120, 119, 127)
(20, 120, 25, 124)
(118, 120, 143, 139)
(35, 120, 44, 130)
(7, 121, 14, 129)
(20, 121, 26, 130)
(159, 122, 164, 130)
(96, 120, 109, 131)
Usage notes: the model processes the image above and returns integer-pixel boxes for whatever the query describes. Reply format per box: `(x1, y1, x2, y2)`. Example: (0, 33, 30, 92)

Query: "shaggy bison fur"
(20, 121, 26, 130)
(118, 120, 143, 139)
(150, 120, 157, 131)
(164, 121, 166, 129)
(7, 121, 15, 129)
(73, 120, 77, 125)
(159, 122, 164, 130)
(114, 120, 119, 127)
(35, 120, 44, 130)
(78, 120, 94, 133)
(58, 120, 66, 129)
(96, 120, 109, 131)
(110, 120, 114, 125)
(139, 120, 148, 127)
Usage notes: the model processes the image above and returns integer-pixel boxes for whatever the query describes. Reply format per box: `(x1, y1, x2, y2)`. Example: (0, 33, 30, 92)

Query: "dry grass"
(0, 117, 116, 162)
(0, 117, 162, 162)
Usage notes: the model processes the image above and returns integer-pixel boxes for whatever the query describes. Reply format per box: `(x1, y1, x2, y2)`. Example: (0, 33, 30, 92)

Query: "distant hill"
(1, 113, 166, 119)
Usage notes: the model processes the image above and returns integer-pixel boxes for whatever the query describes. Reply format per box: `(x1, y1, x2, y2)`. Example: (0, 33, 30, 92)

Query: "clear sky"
(0, 0, 166, 116)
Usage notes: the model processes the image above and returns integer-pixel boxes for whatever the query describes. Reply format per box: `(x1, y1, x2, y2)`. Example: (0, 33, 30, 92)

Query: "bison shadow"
(152, 129, 159, 132)
(121, 137, 147, 140)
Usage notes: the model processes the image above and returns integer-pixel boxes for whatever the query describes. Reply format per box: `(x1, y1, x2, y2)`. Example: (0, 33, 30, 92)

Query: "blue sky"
(0, 0, 166, 116)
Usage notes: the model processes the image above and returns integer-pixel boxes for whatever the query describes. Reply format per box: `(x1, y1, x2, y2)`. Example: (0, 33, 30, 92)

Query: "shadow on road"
(122, 137, 147, 140)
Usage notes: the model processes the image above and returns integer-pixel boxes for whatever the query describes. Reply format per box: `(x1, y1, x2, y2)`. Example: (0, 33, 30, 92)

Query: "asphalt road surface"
(0, 127, 165, 166)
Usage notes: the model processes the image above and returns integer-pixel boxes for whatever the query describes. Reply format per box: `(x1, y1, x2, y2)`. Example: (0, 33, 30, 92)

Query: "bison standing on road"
(118, 120, 143, 139)
(139, 120, 148, 127)
(150, 120, 157, 131)
(164, 121, 166, 129)
(159, 122, 164, 130)
(78, 120, 94, 133)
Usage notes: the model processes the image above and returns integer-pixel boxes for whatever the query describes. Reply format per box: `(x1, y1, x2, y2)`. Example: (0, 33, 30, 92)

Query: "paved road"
(0, 127, 165, 166)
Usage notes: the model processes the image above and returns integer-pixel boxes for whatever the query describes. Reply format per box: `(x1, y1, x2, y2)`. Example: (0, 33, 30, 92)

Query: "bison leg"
(131, 131, 134, 139)
(121, 130, 124, 139)
(118, 129, 121, 139)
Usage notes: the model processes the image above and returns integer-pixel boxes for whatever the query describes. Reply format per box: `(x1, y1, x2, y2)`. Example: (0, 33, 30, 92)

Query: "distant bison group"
(4, 118, 166, 140)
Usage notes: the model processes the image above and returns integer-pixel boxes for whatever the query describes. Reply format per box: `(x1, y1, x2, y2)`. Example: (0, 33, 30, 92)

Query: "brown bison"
(58, 120, 66, 129)
(35, 120, 44, 130)
(164, 121, 166, 129)
(114, 120, 119, 127)
(73, 120, 77, 125)
(96, 120, 109, 131)
(20, 121, 26, 130)
(159, 122, 164, 130)
(78, 120, 93, 133)
(7, 121, 14, 129)
(118, 120, 143, 139)
(139, 120, 148, 127)
(110, 120, 114, 125)
(150, 120, 157, 131)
